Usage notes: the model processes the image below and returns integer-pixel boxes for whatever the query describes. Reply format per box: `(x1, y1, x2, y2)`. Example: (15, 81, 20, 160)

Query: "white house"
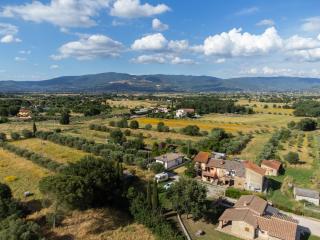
(294, 187, 320, 206)
(155, 153, 184, 169)
(175, 108, 195, 118)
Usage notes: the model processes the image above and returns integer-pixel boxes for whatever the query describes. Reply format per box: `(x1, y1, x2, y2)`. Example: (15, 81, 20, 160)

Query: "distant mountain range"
(1, 72, 320, 93)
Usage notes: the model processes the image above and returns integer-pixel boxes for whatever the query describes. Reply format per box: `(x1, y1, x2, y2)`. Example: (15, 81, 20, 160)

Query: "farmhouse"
(17, 108, 32, 119)
(243, 161, 266, 192)
(218, 195, 299, 240)
(155, 153, 184, 169)
(261, 159, 282, 176)
(294, 187, 320, 206)
(194, 151, 211, 171)
(175, 108, 195, 118)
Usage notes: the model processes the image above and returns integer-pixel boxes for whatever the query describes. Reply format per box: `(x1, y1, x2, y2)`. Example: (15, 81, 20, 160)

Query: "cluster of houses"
(17, 108, 32, 120)
(132, 107, 197, 118)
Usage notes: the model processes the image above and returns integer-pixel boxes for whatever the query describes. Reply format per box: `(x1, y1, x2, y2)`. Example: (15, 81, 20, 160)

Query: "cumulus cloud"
(51, 34, 124, 60)
(131, 54, 194, 65)
(168, 40, 189, 52)
(0, 23, 21, 43)
(256, 19, 275, 26)
(1, 0, 110, 28)
(110, 0, 170, 18)
(14, 56, 27, 61)
(215, 58, 226, 64)
(301, 17, 320, 32)
(202, 27, 282, 57)
(285, 35, 320, 50)
(152, 18, 168, 31)
(131, 33, 168, 51)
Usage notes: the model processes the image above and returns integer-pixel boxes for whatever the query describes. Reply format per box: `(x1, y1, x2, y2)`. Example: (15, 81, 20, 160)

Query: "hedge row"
(0, 142, 62, 172)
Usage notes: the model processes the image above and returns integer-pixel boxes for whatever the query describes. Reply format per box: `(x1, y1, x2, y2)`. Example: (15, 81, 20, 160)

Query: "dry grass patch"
(0, 149, 50, 200)
(12, 138, 89, 164)
(46, 208, 155, 240)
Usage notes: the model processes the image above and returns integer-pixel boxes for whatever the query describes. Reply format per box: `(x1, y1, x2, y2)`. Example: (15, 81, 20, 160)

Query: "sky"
(1, 0, 320, 81)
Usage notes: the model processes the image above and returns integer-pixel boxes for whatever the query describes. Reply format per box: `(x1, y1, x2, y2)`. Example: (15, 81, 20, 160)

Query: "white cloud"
(1, 34, 21, 43)
(301, 17, 320, 32)
(131, 54, 166, 64)
(256, 19, 275, 26)
(235, 6, 259, 16)
(215, 58, 226, 64)
(285, 35, 320, 50)
(14, 56, 27, 61)
(242, 66, 320, 77)
(50, 64, 59, 69)
(19, 50, 31, 55)
(152, 18, 168, 31)
(110, 0, 170, 18)
(0, 23, 21, 43)
(2, 0, 110, 28)
(168, 40, 189, 52)
(131, 54, 194, 65)
(202, 27, 282, 57)
(131, 33, 167, 51)
(51, 34, 124, 60)
(289, 48, 320, 62)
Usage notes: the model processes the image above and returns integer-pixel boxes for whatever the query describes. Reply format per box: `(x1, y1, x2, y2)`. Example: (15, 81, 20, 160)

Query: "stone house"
(155, 153, 184, 169)
(244, 161, 266, 192)
(17, 108, 32, 120)
(261, 160, 282, 176)
(218, 195, 299, 240)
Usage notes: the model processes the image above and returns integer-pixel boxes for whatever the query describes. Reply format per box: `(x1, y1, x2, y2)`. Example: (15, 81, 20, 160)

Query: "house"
(155, 153, 184, 169)
(194, 151, 211, 171)
(17, 108, 32, 120)
(294, 187, 320, 206)
(196, 156, 266, 192)
(175, 108, 195, 118)
(244, 161, 266, 192)
(153, 107, 169, 113)
(201, 158, 246, 189)
(218, 195, 299, 240)
(261, 160, 282, 176)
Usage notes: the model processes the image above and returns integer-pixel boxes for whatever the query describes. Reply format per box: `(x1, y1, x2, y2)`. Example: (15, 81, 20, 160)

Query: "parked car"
(163, 182, 174, 190)
(154, 172, 169, 183)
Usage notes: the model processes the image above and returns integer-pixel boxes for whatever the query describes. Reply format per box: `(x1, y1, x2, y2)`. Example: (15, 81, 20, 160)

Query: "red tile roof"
(244, 161, 266, 176)
(261, 160, 282, 171)
(194, 151, 210, 164)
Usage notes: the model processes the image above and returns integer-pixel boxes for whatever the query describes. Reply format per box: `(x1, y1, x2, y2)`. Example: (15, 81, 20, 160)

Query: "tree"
(129, 120, 139, 129)
(0, 133, 6, 142)
(33, 122, 37, 136)
(150, 162, 165, 174)
(184, 162, 196, 178)
(60, 111, 70, 125)
(297, 118, 317, 131)
(147, 181, 152, 208)
(145, 124, 152, 130)
(157, 122, 169, 132)
(281, 176, 294, 196)
(152, 181, 159, 211)
(181, 125, 200, 136)
(10, 132, 20, 140)
(21, 129, 33, 139)
(0, 183, 12, 200)
(167, 178, 207, 220)
(287, 121, 296, 129)
(284, 151, 299, 164)
(0, 108, 8, 117)
(116, 118, 128, 128)
(110, 128, 126, 145)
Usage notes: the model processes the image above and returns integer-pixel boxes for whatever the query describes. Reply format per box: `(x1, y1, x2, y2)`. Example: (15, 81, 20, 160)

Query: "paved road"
(281, 211, 320, 237)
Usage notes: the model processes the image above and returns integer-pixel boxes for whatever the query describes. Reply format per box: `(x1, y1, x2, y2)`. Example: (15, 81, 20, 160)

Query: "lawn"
(181, 215, 240, 240)
(0, 148, 51, 200)
(12, 138, 89, 164)
(271, 167, 315, 188)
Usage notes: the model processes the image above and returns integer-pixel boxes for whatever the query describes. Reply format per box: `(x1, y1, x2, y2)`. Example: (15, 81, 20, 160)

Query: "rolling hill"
(0, 72, 320, 93)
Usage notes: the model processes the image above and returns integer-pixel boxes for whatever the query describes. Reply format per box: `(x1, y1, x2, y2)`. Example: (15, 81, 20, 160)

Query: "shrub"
(21, 129, 33, 139)
(129, 120, 139, 129)
(150, 162, 165, 173)
(10, 132, 20, 140)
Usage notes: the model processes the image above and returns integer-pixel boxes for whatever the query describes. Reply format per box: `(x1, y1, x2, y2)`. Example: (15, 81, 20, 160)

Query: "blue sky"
(1, 0, 320, 81)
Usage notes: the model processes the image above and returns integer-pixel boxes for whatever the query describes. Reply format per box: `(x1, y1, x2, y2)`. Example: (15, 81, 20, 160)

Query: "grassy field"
(12, 138, 89, 164)
(0, 148, 51, 200)
(237, 99, 294, 115)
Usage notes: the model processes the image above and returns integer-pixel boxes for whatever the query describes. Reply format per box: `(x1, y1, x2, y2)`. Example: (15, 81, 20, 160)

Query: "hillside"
(1, 72, 320, 92)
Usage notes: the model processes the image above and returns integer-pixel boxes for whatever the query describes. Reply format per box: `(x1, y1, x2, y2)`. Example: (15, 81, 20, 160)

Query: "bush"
(150, 162, 165, 173)
(129, 120, 139, 129)
(145, 124, 152, 130)
(0, 133, 6, 142)
(10, 132, 20, 140)
(284, 152, 299, 164)
(297, 118, 317, 131)
(181, 125, 201, 136)
(21, 129, 33, 139)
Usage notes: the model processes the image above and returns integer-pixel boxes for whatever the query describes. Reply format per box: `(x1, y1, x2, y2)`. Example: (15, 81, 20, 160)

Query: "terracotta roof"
(257, 214, 298, 240)
(244, 161, 266, 176)
(261, 160, 282, 171)
(219, 208, 258, 227)
(206, 159, 245, 177)
(194, 151, 210, 164)
(234, 195, 267, 215)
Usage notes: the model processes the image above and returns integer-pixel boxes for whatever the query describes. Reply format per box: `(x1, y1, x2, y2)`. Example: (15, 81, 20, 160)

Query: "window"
(245, 227, 250, 232)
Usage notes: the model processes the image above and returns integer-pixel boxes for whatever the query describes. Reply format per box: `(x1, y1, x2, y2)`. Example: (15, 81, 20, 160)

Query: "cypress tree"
(146, 181, 152, 208)
(152, 180, 159, 211)
(33, 122, 37, 136)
